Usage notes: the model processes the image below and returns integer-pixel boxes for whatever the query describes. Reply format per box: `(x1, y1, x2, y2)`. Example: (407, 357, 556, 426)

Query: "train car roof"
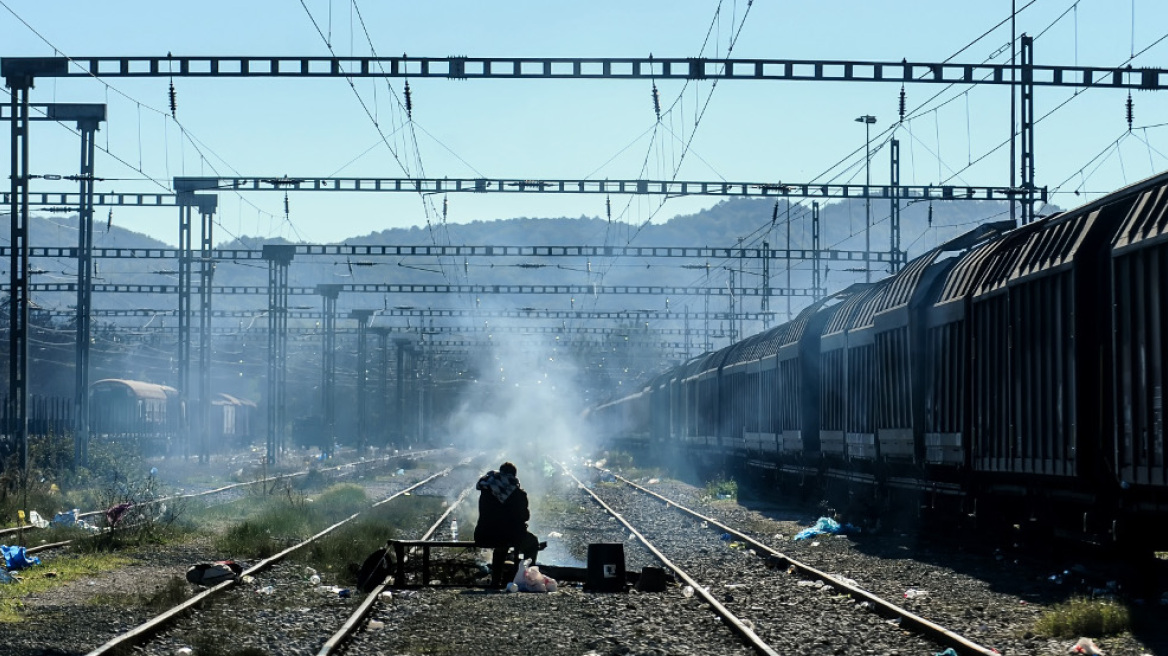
(90, 378, 178, 400)
(721, 324, 788, 367)
(822, 281, 887, 335)
(213, 393, 257, 407)
(1112, 177, 1168, 254)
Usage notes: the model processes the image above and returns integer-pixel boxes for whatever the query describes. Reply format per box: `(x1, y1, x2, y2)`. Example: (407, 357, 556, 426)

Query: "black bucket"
(585, 543, 626, 592)
(634, 566, 667, 592)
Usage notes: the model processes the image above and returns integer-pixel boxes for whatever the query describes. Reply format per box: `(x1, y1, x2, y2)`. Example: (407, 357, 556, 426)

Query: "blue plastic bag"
(1, 544, 41, 570)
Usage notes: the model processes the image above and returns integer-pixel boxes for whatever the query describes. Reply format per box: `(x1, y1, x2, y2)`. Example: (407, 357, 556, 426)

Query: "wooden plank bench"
(388, 539, 483, 587)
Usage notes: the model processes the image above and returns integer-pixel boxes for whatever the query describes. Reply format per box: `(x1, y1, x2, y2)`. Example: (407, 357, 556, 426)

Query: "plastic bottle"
(309, 574, 321, 585)
(450, 519, 458, 541)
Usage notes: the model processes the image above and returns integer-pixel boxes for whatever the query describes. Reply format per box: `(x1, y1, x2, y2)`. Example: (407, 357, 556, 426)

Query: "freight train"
(590, 170, 1168, 553)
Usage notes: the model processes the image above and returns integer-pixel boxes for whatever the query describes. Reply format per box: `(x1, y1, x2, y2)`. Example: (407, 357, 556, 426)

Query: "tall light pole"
(856, 114, 876, 283)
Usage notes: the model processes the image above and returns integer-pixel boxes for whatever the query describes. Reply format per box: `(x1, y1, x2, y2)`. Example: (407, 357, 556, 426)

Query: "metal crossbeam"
(4, 55, 1165, 90)
(7, 244, 894, 263)
(173, 176, 1033, 201)
(73, 307, 771, 321)
(5, 176, 1039, 204)
(25, 282, 817, 297)
(80, 323, 697, 337)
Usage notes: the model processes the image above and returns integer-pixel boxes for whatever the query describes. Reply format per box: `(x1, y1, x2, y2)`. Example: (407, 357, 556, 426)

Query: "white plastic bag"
(27, 510, 49, 529)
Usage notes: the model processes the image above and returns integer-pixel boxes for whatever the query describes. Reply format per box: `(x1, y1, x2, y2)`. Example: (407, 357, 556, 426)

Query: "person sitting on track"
(474, 461, 541, 587)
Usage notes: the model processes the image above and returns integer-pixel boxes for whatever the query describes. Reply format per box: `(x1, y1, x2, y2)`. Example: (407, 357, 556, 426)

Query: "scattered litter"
(547, 531, 563, 539)
(379, 591, 393, 601)
(1, 545, 41, 571)
(397, 590, 417, 600)
(395, 468, 405, 476)
(793, 517, 860, 541)
(176, 648, 194, 656)
(49, 509, 98, 532)
(338, 588, 351, 598)
(505, 582, 519, 593)
(647, 478, 659, 484)
(1070, 637, 1105, 655)
(0, 569, 15, 584)
(367, 620, 385, 630)
(904, 588, 928, 599)
(257, 585, 275, 595)
(719, 533, 732, 541)
(682, 585, 694, 598)
(934, 650, 958, 656)
(309, 575, 321, 585)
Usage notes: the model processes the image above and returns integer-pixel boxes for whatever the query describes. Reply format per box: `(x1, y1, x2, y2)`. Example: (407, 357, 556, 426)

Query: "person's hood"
(477, 469, 520, 503)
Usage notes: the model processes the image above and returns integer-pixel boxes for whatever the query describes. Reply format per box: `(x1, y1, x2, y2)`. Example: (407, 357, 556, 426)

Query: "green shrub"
(704, 476, 738, 501)
(1034, 597, 1131, 638)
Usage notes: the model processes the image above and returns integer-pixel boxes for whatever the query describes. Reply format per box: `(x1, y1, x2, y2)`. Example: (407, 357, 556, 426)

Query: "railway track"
(79, 460, 482, 655)
(0, 447, 446, 547)
(5, 454, 1153, 655)
(583, 466, 999, 656)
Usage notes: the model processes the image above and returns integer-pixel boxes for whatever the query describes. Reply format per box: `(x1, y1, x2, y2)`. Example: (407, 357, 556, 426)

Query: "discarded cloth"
(50, 509, 97, 532)
(105, 502, 133, 527)
(1, 545, 41, 570)
(793, 517, 860, 541)
(1070, 637, 1105, 655)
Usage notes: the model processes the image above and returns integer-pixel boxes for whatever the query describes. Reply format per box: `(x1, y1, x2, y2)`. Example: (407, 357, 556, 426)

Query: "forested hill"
(22, 197, 1050, 313)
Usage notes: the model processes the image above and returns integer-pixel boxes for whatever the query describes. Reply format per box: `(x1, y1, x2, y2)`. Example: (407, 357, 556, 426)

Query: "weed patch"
(214, 483, 370, 559)
(1034, 597, 1131, 638)
(704, 476, 738, 501)
(0, 552, 132, 623)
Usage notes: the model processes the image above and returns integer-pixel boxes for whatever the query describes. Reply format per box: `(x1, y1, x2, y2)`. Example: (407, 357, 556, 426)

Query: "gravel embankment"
(2, 459, 1165, 656)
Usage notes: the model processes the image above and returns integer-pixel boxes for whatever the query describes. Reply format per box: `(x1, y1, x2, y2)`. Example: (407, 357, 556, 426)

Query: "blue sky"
(4, 0, 1168, 247)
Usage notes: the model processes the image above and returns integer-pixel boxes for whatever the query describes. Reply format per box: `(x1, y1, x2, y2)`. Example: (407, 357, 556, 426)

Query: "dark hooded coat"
(474, 469, 530, 548)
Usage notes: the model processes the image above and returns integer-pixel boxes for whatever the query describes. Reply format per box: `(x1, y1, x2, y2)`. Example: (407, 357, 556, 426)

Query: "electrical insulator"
(771, 200, 779, 226)
(284, 191, 290, 220)
(404, 81, 413, 119)
(443, 195, 448, 221)
(168, 80, 177, 118)
(652, 83, 661, 121)
(898, 85, 906, 122)
(1126, 92, 1134, 132)
(106, 208, 113, 232)
(606, 194, 611, 222)
(927, 202, 933, 227)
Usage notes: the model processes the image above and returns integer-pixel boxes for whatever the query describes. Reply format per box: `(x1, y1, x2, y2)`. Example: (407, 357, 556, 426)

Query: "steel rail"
(82, 468, 453, 656)
(317, 484, 476, 656)
(602, 467, 999, 656)
(561, 465, 780, 656)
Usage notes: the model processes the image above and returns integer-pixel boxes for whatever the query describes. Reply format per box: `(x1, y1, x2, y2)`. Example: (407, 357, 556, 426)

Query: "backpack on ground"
(356, 547, 395, 592)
